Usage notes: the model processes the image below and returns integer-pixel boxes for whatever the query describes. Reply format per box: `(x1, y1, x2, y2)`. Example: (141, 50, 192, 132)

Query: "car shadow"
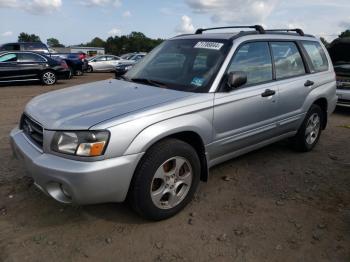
(334, 106, 350, 115)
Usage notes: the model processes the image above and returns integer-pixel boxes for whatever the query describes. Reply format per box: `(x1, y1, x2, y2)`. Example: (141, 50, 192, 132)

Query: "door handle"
(261, 89, 276, 97)
(304, 80, 314, 87)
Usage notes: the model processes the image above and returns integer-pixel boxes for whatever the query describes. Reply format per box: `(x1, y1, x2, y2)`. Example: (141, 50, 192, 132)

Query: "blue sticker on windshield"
(191, 77, 205, 87)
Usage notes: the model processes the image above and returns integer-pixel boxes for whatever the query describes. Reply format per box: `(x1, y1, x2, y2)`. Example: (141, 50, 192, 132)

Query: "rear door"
(270, 41, 320, 134)
(0, 53, 19, 81)
(92, 56, 107, 70)
(17, 53, 46, 78)
(211, 41, 280, 161)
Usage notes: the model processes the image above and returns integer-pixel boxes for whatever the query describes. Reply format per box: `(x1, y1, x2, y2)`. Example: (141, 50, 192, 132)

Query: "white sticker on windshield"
(194, 41, 224, 50)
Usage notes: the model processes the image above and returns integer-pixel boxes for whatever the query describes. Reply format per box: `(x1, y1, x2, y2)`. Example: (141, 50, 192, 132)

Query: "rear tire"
(292, 104, 323, 152)
(41, 70, 57, 86)
(128, 139, 201, 220)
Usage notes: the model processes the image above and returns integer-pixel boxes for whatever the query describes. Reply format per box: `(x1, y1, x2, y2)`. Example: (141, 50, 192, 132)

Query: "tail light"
(61, 60, 69, 69)
(79, 53, 86, 61)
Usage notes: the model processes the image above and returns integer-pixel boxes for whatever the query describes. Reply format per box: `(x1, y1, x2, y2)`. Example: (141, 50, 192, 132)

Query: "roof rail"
(195, 25, 265, 35)
(265, 28, 305, 36)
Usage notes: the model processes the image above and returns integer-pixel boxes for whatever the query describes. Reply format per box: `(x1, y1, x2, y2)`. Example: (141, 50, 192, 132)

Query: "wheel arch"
(312, 97, 328, 129)
(123, 116, 212, 182)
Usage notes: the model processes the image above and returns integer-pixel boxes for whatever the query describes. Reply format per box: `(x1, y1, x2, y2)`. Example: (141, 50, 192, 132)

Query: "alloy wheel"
(42, 71, 56, 85)
(305, 113, 320, 145)
(150, 156, 193, 209)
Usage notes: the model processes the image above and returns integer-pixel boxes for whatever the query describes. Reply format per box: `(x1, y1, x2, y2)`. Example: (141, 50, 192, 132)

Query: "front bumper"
(336, 88, 350, 107)
(10, 128, 143, 205)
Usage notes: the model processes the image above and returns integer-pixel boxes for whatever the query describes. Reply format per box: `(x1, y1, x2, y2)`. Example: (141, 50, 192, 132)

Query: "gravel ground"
(0, 73, 349, 262)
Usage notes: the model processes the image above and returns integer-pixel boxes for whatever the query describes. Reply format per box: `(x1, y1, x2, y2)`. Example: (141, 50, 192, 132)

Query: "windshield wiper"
(130, 78, 167, 88)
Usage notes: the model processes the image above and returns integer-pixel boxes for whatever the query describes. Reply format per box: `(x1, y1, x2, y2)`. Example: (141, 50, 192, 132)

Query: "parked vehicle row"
(0, 41, 148, 86)
(0, 51, 70, 85)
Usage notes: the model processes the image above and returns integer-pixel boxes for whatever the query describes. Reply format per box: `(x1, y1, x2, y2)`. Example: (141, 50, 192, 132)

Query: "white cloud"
(80, 0, 122, 7)
(185, 0, 279, 24)
(108, 27, 121, 36)
(1, 31, 13, 37)
(175, 15, 195, 34)
(0, 0, 62, 14)
(122, 10, 131, 17)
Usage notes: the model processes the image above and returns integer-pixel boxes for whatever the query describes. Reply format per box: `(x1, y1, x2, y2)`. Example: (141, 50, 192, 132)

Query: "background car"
(0, 51, 70, 85)
(127, 53, 147, 62)
(87, 55, 128, 72)
(115, 62, 136, 77)
(51, 53, 87, 77)
(0, 42, 50, 54)
(328, 38, 350, 107)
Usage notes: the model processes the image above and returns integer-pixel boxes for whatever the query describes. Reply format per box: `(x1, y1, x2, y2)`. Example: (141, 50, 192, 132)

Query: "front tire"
(41, 70, 57, 86)
(292, 104, 323, 152)
(128, 139, 201, 220)
(86, 66, 93, 73)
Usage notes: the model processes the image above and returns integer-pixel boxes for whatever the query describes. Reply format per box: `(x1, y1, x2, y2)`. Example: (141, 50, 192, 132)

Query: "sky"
(0, 0, 349, 46)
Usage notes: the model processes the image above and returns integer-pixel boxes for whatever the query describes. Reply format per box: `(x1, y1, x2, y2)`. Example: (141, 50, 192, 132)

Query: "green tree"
(79, 32, 163, 55)
(47, 38, 65, 47)
(18, 32, 41, 42)
(339, 29, 350, 38)
(87, 37, 105, 47)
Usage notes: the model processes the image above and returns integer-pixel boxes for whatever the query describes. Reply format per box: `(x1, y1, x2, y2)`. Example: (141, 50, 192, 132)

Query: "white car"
(87, 55, 128, 72)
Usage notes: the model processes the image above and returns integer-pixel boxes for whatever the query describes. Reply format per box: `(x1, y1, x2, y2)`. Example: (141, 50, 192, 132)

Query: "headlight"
(51, 131, 110, 157)
(125, 65, 133, 70)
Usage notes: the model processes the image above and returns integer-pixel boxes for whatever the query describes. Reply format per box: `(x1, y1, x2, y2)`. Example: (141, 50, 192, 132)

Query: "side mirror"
(226, 71, 247, 90)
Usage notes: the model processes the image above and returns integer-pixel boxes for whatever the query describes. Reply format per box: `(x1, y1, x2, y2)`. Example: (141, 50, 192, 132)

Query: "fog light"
(60, 184, 71, 199)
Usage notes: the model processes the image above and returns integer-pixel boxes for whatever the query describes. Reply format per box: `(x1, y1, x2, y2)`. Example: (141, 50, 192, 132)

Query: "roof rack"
(195, 25, 265, 35)
(265, 28, 305, 36)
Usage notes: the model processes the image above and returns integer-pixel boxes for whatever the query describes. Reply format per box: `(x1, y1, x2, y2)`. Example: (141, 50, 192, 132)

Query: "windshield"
(124, 39, 231, 92)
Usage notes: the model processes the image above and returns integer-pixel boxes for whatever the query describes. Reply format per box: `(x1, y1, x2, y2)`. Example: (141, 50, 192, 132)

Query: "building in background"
(52, 46, 105, 57)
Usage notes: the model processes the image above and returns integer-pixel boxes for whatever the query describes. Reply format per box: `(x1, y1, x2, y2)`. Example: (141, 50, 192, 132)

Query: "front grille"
(20, 114, 44, 148)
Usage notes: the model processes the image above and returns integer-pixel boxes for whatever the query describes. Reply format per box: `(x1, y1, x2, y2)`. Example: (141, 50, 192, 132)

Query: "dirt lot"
(0, 73, 349, 262)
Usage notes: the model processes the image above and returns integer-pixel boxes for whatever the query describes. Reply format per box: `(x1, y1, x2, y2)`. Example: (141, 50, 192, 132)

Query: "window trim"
(216, 39, 310, 92)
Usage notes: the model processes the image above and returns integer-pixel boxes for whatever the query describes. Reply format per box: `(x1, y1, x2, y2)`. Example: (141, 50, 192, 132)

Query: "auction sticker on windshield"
(194, 42, 224, 50)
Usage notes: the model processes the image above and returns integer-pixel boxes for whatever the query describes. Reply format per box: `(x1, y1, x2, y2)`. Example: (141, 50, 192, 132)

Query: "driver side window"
(227, 42, 273, 86)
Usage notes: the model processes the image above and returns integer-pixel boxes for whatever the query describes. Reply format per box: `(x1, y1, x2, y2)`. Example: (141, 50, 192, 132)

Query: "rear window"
(18, 53, 46, 62)
(271, 42, 306, 79)
(302, 41, 328, 72)
(22, 43, 48, 52)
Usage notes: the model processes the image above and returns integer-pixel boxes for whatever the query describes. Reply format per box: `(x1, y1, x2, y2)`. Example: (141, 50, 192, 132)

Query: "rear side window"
(1, 44, 20, 51)
(0, 53, 18, 62)
(18, 53, 46, 62)
(271, 42, 305, 79)
(227, 42, 273, 86)
(302, 41, 328, 72)
(22, 43, 47, 51)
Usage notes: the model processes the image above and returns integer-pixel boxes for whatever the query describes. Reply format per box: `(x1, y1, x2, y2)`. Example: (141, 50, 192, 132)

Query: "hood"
(334, 63, 350, 77)
(25, 79, 193, 130)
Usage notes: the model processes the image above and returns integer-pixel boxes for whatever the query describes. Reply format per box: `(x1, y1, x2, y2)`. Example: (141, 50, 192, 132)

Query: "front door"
(210, 41, 280, 162)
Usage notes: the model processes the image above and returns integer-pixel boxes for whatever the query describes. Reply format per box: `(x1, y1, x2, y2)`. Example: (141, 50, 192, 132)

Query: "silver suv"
(10, 26, 337, 220)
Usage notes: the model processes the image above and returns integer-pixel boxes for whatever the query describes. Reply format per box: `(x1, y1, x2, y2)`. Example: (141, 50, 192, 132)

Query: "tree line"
(16, 29, 350, 53)
(17, 32, 163, 55)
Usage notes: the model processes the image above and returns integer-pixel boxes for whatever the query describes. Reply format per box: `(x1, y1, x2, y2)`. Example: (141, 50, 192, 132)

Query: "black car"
(51, 53, 87, 76)
(0, 51, 70, 85)
(0, 42, 50, 54)
(328, 38, 350, 106)
(115, 62, 136, 78)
